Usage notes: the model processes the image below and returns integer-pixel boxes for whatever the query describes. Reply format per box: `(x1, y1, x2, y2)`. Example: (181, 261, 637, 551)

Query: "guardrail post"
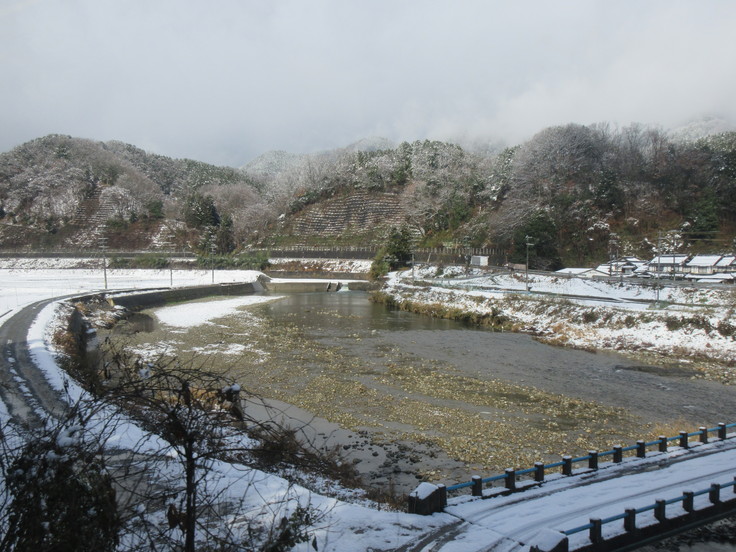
(709, 484, 721, 504)
(624, 508, 636, 532)
(505, 468, 516, 490)
(530, 535, 569, 552)
(654, 499, 666, 522)
(534, 462, 545, 482)
(719, 422, 727, 440)
(683, 491, 694, 513)
(636, 440, 646, 458)
(700, 426, 708, 444)
(407, 483, 443, 515)
(589, 518, 603, 545)
(658, 435, 668, 452)
(588, 451, 598, 470)
(472, 475, 482, 497)
(562, 456, 573, 476)
(613, 445, 623, 463)
(680, 431, 689, 449)
(408, 491, 418, 514)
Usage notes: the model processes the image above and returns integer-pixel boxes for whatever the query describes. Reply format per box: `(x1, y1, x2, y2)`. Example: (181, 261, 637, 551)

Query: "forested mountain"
(1, 124, 735, 268)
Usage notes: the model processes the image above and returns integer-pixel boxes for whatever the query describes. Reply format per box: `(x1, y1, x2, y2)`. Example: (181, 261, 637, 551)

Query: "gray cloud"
(2, 0, 736, 166)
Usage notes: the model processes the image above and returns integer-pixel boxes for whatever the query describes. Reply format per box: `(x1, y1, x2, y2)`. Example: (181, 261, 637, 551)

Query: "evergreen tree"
(184, 193, 220, 229)
(511, 212, 562, 271)
(215, 214, 236, 255)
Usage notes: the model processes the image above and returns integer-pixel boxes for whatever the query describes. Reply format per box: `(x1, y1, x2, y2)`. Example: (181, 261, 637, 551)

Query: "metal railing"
(408, 423, 736, 515)
(548, 479, 736, 551)
(445, 423, 735, 496)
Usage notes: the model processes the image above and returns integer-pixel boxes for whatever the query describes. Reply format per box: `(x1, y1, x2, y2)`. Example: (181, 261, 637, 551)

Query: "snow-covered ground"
(386, 266, 736, 375)
(0, 257, 264, 323)
(268, 257, 372, 273)
(1, 257, 734, 551)
(0, 258, 452, 551)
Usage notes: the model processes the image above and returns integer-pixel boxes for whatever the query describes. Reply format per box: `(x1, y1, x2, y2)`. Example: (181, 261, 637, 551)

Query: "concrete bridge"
(406, 424, 736, 551)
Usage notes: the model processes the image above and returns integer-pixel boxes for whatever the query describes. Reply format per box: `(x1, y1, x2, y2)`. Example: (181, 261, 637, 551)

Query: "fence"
(408, 423, 736, 515)
(259, 246, 506, 264)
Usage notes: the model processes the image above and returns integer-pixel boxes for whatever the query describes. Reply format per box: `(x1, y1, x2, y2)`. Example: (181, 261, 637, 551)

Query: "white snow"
(387, 266, 736, 367)
(414, 481, 440, 500)
(687, 255, 723, 267)
(443, 439, 736, 551)
(268, 257, 372, 273)
(154, 295, 283, 328)
(0, 259, 452, 552)
(2, 257, 735, 551)
(0, 261, 264, 324)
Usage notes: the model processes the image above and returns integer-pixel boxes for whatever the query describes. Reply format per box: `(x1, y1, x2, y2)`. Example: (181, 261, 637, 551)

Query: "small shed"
(470, 255, 489, 267)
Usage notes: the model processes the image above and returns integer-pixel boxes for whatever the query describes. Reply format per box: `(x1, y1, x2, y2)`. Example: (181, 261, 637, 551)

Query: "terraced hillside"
(276, 190, 408, 245)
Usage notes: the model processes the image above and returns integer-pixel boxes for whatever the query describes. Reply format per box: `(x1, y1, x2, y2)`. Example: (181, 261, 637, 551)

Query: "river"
(112, 290, 735, 494)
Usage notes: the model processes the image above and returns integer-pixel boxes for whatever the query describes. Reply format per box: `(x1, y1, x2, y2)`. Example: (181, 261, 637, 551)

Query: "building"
(648, 254, 690, 276)
(716, 256, 736, 273)
(596, 257, 645, 277)
(684, 255, 724, 275)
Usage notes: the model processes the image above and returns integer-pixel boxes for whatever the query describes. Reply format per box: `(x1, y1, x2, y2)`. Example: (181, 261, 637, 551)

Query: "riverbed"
(108, 290, 736, 495)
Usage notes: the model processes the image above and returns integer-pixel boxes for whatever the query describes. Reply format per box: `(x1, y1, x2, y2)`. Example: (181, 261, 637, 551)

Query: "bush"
(665, 315, 713, 333)
(717, 320, 735, 338)
(3, 425, 120, 552)
(109, 255, 170, 269)
(582, 310, 599, 323)
(369, 225, 413, 279)
(195, 251, 270, 270)
(368, 255, 390, 280)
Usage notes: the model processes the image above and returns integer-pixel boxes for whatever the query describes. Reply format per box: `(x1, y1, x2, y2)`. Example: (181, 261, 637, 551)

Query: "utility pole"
(655, 232, 662, 304)
(164, 240, 173, 287)
(210, 231, 216, 284)
(608, 236, 619, 278)
(525, 235, 534, 292)
(99, 234, 108, 290)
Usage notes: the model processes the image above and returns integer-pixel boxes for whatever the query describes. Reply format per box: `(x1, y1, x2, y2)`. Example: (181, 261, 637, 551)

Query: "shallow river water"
(113, 290, 736, 496)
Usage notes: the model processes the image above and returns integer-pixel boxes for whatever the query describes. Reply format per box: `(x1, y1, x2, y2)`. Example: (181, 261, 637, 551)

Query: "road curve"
(0, 296, 73, 427)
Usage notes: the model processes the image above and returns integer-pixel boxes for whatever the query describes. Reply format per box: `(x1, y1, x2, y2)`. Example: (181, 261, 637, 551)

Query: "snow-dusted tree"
(0, 415, 120, 552)
(94, 343, 324, 552)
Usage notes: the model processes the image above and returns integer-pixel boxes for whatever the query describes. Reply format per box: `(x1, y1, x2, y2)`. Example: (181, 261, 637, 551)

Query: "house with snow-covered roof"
(648, 254, 690, 276)
(684, 254, 723, 275)
(716, 255, 736, 273)
(596, 257, 645, 277)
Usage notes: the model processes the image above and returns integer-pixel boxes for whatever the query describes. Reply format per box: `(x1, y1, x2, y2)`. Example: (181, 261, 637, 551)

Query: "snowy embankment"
(0, 260, 452, 551)
(385, 267, 736, 379)
(268, 257, 373, 273)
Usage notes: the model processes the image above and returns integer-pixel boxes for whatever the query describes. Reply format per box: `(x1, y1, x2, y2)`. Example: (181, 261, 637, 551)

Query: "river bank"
(380, 266, 736, 384)
(101, 288, 736, 500)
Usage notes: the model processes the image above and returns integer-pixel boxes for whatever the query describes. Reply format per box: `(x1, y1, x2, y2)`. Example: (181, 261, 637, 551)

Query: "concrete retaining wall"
(106, 281, 263, 310)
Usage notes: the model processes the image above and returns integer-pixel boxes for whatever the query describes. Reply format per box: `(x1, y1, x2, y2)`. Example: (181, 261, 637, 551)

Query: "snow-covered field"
(386, 266, 736, 376)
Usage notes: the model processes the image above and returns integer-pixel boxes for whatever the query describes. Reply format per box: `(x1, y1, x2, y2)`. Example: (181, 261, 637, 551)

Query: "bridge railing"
(408, 423, 736, 515)
(530, 478, 736, 552)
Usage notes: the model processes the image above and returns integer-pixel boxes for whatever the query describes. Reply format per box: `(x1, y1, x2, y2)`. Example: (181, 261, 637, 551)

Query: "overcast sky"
(2, 0, 736, 166)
